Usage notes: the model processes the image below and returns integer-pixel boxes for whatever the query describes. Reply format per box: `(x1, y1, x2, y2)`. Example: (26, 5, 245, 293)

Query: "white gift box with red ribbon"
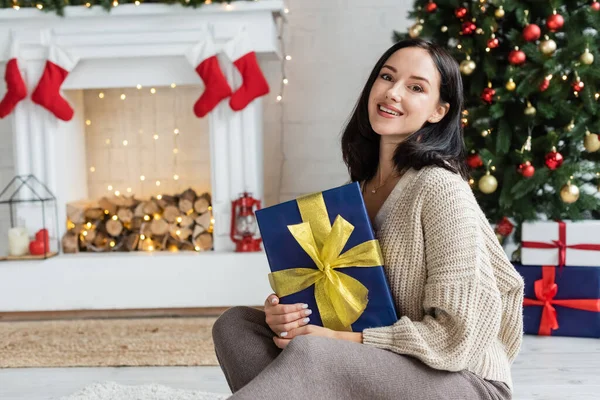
(521, 220, 600, 267)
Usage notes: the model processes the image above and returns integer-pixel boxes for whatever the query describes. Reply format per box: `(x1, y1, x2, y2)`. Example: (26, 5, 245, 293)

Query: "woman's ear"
(427, 102, 450, 124)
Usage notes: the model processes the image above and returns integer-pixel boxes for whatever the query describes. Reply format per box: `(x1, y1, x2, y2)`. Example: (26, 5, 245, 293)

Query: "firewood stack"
(62, 188, 213, 253)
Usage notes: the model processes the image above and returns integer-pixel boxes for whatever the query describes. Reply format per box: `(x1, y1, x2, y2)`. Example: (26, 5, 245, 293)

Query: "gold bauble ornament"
(505, 78, 516, 91)
(560, 181, 580, 204)
(481, 129, 490, 137)
(566, 119, 575, 131)
(584, 130, 600, 152)
(494, 6, 505, 19)
(478, 172, 498, 194)
(580, 48, 594, 65)
(409, 23, 423, 38)
(441, 25, 448, 33)
(524, 101, 536, 116)
(539, 38, 557, 55)
(459, 59, 476, 75)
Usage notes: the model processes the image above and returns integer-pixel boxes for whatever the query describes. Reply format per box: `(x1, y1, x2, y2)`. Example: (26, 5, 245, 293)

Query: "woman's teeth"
(379, 105, 400, 116)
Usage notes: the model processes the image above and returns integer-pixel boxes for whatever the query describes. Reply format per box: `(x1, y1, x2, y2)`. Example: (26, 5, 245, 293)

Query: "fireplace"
(0, 1, 284, 312)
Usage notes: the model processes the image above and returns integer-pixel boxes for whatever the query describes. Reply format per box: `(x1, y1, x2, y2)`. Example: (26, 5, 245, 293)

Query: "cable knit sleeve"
(361, 174, 504, 372)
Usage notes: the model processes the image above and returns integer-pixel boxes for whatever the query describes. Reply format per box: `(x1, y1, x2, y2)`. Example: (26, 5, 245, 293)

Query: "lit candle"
(8, 227, 29, 256)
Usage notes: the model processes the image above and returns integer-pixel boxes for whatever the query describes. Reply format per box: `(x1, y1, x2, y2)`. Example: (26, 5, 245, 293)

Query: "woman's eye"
(410, 85, 424, 93)
(380, 73, 393, 81)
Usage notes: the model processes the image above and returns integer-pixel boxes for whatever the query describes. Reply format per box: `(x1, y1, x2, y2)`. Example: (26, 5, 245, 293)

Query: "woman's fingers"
(264, 294, 279, 308)
(271, 314, 312, 337)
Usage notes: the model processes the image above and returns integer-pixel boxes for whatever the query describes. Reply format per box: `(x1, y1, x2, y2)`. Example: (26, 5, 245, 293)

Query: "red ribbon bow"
(522, 221, 600, 267)
(523, 266, 600, 335)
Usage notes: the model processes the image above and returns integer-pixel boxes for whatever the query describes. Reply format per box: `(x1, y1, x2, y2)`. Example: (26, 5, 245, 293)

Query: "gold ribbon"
(268, 192, 384, 331)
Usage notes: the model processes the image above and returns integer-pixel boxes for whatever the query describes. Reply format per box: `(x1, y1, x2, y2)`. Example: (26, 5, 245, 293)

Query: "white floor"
(0, 336, 598, 400)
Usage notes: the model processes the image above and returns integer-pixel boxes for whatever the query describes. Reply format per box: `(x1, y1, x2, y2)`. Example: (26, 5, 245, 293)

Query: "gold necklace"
(370, 169, 397, 194)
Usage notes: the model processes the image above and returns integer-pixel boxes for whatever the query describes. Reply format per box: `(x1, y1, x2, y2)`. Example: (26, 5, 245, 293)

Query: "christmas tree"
(395, 0, 600, 237)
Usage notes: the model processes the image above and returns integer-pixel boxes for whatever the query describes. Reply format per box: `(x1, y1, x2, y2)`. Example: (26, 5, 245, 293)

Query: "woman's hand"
(273, 324, 338, 349)
(264, 293, 312, 338)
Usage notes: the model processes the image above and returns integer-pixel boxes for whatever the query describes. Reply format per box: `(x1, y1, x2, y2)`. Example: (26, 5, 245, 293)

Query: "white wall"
(0, 83, 15, 256)
(262, 0, 412, 205)
(0, 0, 411, 211)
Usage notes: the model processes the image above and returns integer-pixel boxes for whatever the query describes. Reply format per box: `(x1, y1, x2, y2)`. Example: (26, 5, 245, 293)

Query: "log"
(93, 231, 108, 248)
(117, 208, 134, 224)
(141, 223, 153, 238)
(193, 232, 213, 251)
(67, 202, 89, 224)
(62, 232, 79, 254)
(83, 228, 97, 243)
(150, 218, 169, 236)
(193, 224, 206, 238)
(131, 217, 143, 231)
(85, 208, 105, 221)
(156, 195, 177, 209)
(163, 205, 180, 223)
(178, 198, 193, 214)
(98, 197, 118, 216)
(195, 212, 212, 230)
(134, 202, 146, 218)
(176, 227, 192, 240)
(180, 242, 195, 252)
(142, 200, 160, 216)
(106, 219, 124, 237)
(124, 233, 139, 252)
(179, 214, 194, 228)
(180, 188, 197, 203)
(194, 195, 210, 214)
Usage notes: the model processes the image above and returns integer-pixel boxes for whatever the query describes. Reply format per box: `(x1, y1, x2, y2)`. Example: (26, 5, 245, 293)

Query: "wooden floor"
(0, 335, 598, 400)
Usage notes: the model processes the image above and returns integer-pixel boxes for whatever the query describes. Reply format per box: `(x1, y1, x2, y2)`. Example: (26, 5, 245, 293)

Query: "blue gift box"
(255, 182, 398, 332)
(514, 264, 600, 338)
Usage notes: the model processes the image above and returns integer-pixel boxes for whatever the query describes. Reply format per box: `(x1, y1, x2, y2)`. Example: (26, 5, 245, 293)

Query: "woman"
(212, 38, 524, 400)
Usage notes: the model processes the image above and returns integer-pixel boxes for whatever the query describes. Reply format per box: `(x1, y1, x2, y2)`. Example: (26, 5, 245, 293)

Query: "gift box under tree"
(521, 220, 600, 267)
(255, 182, 398, 332)
(514, 264, 600, 338)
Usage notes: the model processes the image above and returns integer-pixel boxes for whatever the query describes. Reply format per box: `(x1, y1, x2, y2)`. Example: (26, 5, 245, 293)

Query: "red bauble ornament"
(592, 2, 600, 11)
(539, 78, 550, 92)
(508, 49, 526, 65)
(546, 13, 564, 31)
(487, 37, 499, 49)
(572, 79, 585, 92)
(481, 87, 496, 104)
(425, 1, 437, 12)
(496, 217, 514, 237)
(455, 7, 468, 19)
(461, 21, 477, 35)
(466, 153, 484, 169)
(35, 228, 50, 249)
(518, 161, 536, 178)
(545, 149, 564, 170)
(522, 24, 541, 41)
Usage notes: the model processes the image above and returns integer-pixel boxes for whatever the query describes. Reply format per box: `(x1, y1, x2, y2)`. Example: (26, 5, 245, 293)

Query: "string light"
(140, 175, 146, 181)
(157, 195, 163, 200)
(173, 174, 179, 180)
(123, 140, 128, 146)
(137, 84, 142, 89)
(285, 55, 292, 61)
(112, 0, 118, 6)
(112, 215, 118, 221)
(135, 0, 140, 5)
(110, 241, 116, 247)
(105, 138, 111, 145)
(140, 234, 146, 240)
(156, 180, 161, 186)
(120, 94, 126, 100)
(171, 83, 177, 88)
(114, 190, 120, 196)
(127, 187, 132, 193)
(90, 166, 96, 172)
(153, 134, 159, 140)
(36, 3, 43, 9)
(150, 88, 156, 94)
(99, 92, 105, 99)
(85, 2, 91, 7)
(144, 215, 150, 221)
(86, 119, 92, 126)
(284, 8, 289, 13)
(176, 217, 183, 223)
(173, 148, 179, 154)
(107, 185, 113, 191)
(174, 129, 179, 135)
(86, 222, 92, 229)
(12, 1, 20, 10)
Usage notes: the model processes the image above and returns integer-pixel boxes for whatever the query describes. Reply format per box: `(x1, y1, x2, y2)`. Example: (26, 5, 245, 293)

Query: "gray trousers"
(212, 306, 512, 400)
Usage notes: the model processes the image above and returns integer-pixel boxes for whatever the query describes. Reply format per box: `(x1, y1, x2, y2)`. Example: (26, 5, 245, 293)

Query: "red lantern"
(522, 24, 541, 41)
(230, 192, 262, 252)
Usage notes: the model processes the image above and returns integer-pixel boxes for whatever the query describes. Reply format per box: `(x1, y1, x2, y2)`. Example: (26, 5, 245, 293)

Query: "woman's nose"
(385, 86, 401, 103)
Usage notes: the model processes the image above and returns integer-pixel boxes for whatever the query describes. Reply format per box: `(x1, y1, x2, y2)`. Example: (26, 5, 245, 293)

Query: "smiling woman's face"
(368, 47, 449, 142)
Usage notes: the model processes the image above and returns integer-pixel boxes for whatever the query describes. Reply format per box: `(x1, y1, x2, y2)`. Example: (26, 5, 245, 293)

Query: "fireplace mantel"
(0, 2, 283, 312)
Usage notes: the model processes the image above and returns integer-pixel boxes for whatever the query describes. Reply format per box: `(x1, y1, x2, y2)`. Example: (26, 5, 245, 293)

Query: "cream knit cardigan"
(361, 166, 524, 390)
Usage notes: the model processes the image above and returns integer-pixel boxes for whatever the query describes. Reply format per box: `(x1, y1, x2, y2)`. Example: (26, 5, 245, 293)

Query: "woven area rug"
(59, 382, 229, 400)
(0, 317, 219, 368)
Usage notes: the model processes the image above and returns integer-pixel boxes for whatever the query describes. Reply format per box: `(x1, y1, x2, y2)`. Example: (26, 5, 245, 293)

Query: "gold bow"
(268, 191, 384, 331)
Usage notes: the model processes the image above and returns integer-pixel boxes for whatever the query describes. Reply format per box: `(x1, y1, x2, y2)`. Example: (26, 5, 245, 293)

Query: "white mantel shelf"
(0, 251, 273, 312)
